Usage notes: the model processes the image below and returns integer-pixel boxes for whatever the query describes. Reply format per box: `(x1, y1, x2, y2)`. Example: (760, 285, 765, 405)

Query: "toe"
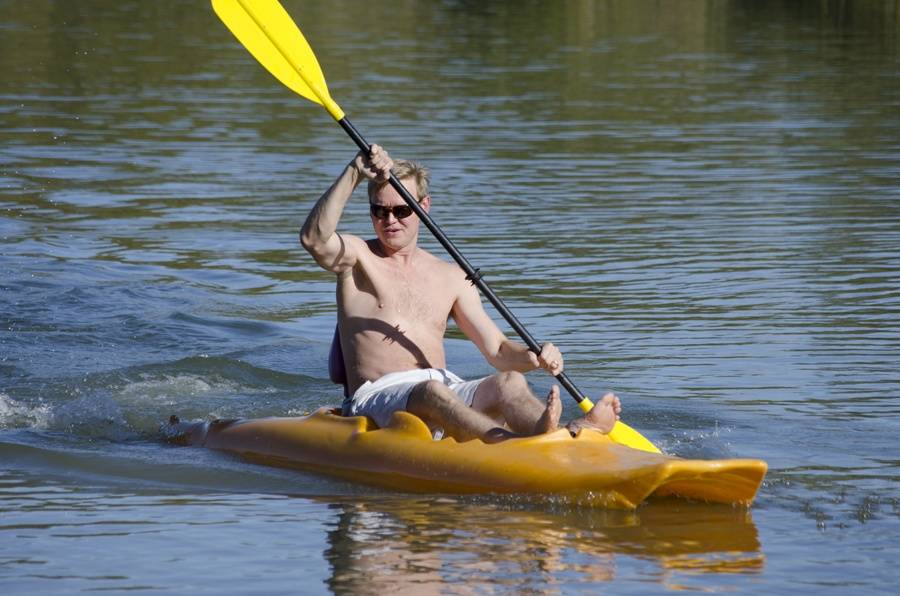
(546, 385, 560, 404)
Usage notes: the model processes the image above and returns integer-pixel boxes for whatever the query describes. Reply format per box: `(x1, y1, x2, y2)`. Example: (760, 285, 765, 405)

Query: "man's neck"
(374, 238, 418, 266)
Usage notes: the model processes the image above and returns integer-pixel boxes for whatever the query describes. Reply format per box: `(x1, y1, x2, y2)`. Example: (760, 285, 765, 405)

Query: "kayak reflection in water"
(300, 145, 621, 442)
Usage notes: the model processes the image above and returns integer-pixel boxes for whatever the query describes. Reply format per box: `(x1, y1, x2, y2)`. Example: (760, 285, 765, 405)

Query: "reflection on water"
(324, 497, 762, 593)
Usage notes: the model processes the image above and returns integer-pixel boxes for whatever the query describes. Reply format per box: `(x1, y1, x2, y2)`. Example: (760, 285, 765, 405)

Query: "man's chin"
(379, 232, 408, 246)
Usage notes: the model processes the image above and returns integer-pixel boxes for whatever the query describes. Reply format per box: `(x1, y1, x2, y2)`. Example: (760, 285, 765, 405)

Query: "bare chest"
(346, 257, 456, 330)
(376, 265, 450, 325)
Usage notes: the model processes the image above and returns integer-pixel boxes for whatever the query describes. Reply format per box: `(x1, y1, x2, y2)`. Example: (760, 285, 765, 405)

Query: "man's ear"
(420, 195, 431, 213)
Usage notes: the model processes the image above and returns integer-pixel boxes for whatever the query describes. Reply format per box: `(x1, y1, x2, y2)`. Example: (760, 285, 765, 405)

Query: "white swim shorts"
(343, 368, 487, 434)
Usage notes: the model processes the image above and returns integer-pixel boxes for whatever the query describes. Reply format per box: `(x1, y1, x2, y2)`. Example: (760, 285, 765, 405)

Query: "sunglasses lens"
(370, 204, 415, 219)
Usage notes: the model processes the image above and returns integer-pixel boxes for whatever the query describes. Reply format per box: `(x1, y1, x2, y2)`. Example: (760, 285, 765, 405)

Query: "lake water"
(2, 0, 899, 593)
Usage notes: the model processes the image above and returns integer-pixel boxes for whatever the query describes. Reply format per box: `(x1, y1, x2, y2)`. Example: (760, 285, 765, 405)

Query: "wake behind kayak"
(163, 408, 766, 508)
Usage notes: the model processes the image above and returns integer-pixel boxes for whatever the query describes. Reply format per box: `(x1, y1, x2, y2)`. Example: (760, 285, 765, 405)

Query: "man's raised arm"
(300, 145, 393, 273)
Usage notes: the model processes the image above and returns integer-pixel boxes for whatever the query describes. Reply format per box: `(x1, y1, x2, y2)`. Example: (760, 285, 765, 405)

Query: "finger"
(370, 146, 392, 171)
(539, 347, 552, 365)
(372, 155, 392, 172)
(542, 344, 562, 368)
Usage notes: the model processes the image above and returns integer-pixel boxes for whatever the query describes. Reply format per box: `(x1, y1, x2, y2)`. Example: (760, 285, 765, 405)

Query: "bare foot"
(483, 386, 564, 442)
(566, 392, 622, 435)
(534, 385, 562, 434)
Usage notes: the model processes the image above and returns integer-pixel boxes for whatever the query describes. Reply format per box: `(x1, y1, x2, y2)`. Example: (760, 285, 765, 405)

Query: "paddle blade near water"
(211, 0, 345, 120)
(609, 421, 661, 454)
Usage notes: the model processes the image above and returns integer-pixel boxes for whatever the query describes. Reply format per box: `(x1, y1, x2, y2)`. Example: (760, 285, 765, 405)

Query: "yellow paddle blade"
(211, 0, 345, 120)
(608, 421, 662, 454)
(578, 397, 661, 453)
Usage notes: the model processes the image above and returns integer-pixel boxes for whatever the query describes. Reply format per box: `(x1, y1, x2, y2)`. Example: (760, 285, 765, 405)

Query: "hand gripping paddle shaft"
(211, 0, 660, 453)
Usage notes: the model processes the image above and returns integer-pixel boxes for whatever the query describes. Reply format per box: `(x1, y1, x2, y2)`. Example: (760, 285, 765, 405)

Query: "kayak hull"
(164, 408, 766, 508)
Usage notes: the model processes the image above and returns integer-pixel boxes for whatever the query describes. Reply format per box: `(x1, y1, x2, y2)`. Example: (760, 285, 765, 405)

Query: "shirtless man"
(300, 145, 621, 442)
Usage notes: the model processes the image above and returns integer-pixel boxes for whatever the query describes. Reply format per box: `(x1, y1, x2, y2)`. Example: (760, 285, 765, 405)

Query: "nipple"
(378, 303, 384, 309)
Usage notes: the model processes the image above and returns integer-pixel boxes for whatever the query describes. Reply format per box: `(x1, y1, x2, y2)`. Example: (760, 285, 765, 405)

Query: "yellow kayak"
(164, 407, 767, 508)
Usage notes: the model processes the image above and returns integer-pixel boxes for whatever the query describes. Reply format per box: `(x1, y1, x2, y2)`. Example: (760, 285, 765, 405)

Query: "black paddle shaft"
(337, 117, 591, 408)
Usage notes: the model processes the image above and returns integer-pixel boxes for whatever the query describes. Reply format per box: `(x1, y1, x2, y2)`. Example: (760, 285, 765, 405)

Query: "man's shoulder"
(417, 248, 465, 275)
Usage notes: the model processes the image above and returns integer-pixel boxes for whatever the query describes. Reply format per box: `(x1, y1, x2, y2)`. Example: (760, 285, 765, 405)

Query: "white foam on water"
(116, 374, 226, 405)
(0, 393, 53, 430)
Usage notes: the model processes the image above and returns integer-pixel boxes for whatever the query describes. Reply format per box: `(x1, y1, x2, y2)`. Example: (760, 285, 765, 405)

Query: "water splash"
(0, 393, 52, 430)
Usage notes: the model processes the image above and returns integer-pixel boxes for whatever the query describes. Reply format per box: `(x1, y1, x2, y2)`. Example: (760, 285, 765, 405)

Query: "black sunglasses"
(369, 199, 422, 220)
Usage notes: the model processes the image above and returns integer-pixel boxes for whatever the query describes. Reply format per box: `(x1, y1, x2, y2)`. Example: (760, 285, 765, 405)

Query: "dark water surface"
(2, 0, 899, 593)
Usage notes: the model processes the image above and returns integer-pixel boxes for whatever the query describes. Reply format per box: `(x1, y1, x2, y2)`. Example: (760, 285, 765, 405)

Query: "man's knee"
(493, 371, 529, 396)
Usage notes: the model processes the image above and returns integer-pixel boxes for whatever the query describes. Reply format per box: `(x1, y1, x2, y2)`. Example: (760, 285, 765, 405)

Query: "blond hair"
(367, 159, 430, 200)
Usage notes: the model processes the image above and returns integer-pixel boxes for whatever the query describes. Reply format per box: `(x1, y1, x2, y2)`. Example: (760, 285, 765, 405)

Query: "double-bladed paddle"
(211, 0, 660, 453)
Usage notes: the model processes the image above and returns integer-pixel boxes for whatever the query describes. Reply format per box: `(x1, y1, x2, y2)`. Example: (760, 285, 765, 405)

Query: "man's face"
(369, 177, 428, 251)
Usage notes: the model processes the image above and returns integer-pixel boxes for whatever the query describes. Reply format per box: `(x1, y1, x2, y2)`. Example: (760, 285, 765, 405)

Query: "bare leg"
(566, 392, 622, 435)
(471, 371, 562, 435)
(407, 380, 516, 443)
